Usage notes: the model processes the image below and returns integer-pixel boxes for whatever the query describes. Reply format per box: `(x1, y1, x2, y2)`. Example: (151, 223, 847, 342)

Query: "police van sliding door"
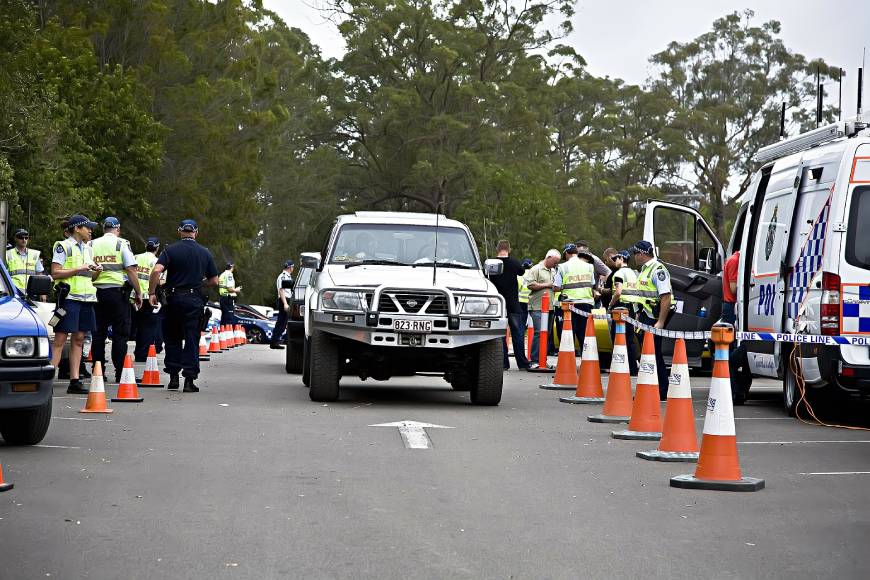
(744, 159, 801, 377)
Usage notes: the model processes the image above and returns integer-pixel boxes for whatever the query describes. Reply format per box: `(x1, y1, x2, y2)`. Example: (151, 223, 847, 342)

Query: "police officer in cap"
(148, 219, 218, 392)
(6, 228, 44, 294)
(628, 240, 674, 399)
(133, 237, 163, 361)
(270, 259, 295, 349)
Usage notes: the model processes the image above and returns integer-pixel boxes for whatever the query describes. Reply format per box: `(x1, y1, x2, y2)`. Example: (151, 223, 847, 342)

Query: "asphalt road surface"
(2, 347, 869, 579)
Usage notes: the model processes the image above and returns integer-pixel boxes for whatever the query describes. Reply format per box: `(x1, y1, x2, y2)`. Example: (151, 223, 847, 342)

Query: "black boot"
(167, 375, 180, 390)
(269, 342, 285, 350)
(183, 377, 199, 393)
(67, 379, 89, 395)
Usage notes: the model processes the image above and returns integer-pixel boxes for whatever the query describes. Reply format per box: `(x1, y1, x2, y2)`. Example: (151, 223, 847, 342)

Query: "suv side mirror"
(484, 259, 504, 277)
(300, 254, 320, 269)
(26, 274, 52, 298)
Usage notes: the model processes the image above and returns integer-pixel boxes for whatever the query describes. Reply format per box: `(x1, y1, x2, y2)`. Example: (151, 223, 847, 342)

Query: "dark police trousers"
(219, 295, 235, 326)
(163, 291, 204, 379)
(134, 304, 163, 361)
(93, 287, 131, 377)
(271, 298, 288, 347)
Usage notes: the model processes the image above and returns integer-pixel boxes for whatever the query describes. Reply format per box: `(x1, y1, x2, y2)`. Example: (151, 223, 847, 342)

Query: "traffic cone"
(527, 293, 552, 373)
(671, 324, 765, 491)
(525, 313, 534, 362)
(139, 345, 163, 388)
(236, 324, 244, 347)
(0, 462, 13, 492)
(240, 324, 247, 345)
(112, 354, 144, 403)
(199, 332, 211, 361)
(540, 304, 578, 390)
(561, 313, 604, 404)
(612, 331, 662, 440)
(505, 327, 512, 356)
(588, 308, 633, 424)
(219, 325, 228, 351)
(80, 362, 113, 414)
(231, 324, 239, 348)
(638, 338, 699, 461)
(209, 327, 221, 354)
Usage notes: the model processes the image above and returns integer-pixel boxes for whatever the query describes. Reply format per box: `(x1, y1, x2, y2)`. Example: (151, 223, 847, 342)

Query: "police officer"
(606, 249, 640, 376)
(5, 228, 43, 294)
(524, 249, 560, 369)
(270, 260, 295, 350)
(50, 215, 101, 394)
(90, 217, 142, 382)
(133, 237, 163, 361)
(553, 244, 596, 354)
(148, 219, 218, 392)
(218, 262, 241, 325)
(628, 240, 674, 399)
(518, 258, 533, 336)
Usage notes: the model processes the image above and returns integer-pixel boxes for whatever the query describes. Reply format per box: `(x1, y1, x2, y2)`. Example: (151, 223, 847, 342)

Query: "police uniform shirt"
(276, 271, 294, 296)
(8, 248, 45, 274)
(91, 234, 136, 288)
(649, 260, 672, 296)
(157, 239, 218, 290)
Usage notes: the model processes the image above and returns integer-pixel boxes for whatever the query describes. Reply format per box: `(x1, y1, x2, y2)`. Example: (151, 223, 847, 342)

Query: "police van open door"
(643, 201, 724, 366)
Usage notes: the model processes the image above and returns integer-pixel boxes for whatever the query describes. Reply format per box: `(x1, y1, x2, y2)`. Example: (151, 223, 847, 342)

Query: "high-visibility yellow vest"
(517, 275, 530, 304)
(57, 239, 97, 302)
(5, 248, 40, 291)
(219, 271, 235, 296)
(90, 235, 128, 287)
(612, 267, 642, 306)
(134, 252, 157, 284)
(629, 259, 673, 317)
(558, 258, 595, 304)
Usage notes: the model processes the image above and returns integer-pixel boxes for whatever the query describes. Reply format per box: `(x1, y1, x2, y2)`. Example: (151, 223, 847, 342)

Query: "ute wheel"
(285, 339, 303, 374)
(0, 396, 52, 446)
(308, 331, 341, 402)
(470, 339, 503, 406)
(302, 336, 311, 386)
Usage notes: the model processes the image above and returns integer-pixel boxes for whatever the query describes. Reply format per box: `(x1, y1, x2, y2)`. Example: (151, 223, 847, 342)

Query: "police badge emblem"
(657, 270, 667, 282)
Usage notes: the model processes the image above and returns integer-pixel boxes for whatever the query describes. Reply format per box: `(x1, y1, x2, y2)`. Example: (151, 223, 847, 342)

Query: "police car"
(0, 263, 54, 445)
(644, 115, 870, 414)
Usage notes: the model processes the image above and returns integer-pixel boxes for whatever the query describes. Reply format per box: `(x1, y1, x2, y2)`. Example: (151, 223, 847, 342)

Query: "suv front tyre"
(0, 397, 52, 445)
(308, 331, 341, 402)
(470, 338, 503, 406)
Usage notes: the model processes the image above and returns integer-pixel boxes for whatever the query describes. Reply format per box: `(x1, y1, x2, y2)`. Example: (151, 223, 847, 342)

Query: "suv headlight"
(322, 291, 366, 311)
(4, 336, 36, 358)
(460, 296, 500, 316)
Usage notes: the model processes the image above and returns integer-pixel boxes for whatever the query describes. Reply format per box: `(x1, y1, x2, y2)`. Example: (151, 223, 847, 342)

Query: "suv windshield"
(329, 224, 478, 269)
(846, 186, 870, 270)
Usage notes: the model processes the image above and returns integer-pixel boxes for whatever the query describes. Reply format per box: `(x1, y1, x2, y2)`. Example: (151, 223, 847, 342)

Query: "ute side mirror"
(300, 253, 320, 269)
(26, 274, 53, 298)
(484, 259, 504, 277)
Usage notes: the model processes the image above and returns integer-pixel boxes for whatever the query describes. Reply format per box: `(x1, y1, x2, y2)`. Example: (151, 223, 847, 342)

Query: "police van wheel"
(302, 336, 311, 387)
(470, 339, 503, 406)
(0, 397, 52, 446)
(309, 331, 340, 402)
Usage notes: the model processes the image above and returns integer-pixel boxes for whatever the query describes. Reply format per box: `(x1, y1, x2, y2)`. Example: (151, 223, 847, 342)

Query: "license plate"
(393, 319, 432, 333)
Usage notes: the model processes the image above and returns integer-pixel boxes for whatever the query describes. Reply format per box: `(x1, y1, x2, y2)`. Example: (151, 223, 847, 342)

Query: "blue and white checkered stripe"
(842, 285, 870, 334)
(787, 198, 830, 319)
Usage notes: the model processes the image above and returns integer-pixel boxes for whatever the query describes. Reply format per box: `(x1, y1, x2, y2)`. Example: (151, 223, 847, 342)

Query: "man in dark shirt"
(148, 219, 218, 392)
(490, 240, 531, 370)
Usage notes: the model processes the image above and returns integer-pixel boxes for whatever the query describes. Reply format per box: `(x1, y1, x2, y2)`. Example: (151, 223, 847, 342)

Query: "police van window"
(653, 206, 694, 269)
(696, 222, 719, 272)
(845, 186, 870, 270)
(329, 223, 478, 268)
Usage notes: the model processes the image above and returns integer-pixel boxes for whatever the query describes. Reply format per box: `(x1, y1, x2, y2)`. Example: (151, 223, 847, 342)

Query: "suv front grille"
(376, 292, 448, 315)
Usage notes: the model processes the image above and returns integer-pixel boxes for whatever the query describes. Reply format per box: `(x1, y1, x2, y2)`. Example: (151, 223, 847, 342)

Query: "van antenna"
(482, 217, 489, 261)
(838, 68, 843, 121)
(815, 66, 823, 127)
(859, 48, 866, 116)
(779, 102, 786, 138)
(432, 202, 441, 286)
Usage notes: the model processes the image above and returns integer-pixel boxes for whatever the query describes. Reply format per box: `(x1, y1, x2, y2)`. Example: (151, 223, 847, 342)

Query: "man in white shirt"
(270, 260, 295, 350)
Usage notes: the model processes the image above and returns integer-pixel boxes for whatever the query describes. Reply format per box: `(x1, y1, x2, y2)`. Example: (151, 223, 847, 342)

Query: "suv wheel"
(308, 331, 341, 401)
(0, 396, 52, 445)
(470, 339, 503, 406)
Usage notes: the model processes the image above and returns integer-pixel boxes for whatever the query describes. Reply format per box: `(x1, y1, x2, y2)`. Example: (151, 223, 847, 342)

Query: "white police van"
(645, 116, 870, 415)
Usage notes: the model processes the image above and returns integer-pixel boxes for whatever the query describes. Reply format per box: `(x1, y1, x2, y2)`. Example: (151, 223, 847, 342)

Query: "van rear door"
(643, 201, 724, 365)
(838, 146, 870, 358)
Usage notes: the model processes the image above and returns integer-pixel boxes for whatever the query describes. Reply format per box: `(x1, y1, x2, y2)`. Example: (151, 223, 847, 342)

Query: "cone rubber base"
(637, 450, 699, 462)
(612, 429, 662, 441)
(0, 482, 13, 492)
(199, 356, 210, 361)
(539, 383, 576, 390)
(670, 474, 765, 492)
(80, 408, 113, 414)
(527, 368, 554, 374)
(139, 383, 163, 388)
(588, 414, 629, 424)
(560, 396, 605, 404)
(111, 397, 144, 403)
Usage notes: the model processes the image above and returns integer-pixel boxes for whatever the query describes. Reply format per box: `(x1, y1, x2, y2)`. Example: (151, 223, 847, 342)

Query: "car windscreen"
(0, 266, 11, 297)
(329, 223, 478, 268)
(846, 186, 870, 270)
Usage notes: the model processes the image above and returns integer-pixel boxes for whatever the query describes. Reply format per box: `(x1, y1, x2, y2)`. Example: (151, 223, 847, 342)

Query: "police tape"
(565, 304, 870, 345)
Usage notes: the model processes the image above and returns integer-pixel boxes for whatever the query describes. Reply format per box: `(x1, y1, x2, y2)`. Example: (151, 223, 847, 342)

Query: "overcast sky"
(265, 0, 869, 115)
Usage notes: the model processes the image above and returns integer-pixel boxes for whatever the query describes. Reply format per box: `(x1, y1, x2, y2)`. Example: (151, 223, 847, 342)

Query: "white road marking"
(369, 420, 454, 449)
(740, 440, 870, 445)
(51, 416, 111, 422)
(34, 445, 81, 449)
(799, 471, 870, 476)
(695, 417, 793, 420)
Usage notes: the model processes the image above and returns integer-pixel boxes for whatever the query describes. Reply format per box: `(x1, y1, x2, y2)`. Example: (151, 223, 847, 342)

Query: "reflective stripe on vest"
(5, 248, 40, 290)
(91, 236, 126, 286)
(59, 239, 97, 302)
(517, 275, 530, 304)
(559, 259, 594, 303)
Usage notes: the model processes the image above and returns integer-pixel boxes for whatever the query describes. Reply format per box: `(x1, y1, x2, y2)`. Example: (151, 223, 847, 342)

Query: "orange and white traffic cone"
(540, 304, 578, 390)
(236, 324, 245, 347)
(112, 354, 144, 403)
(561, 313, 604, 404)
(0, 462, 13, 492)
(525, 313, 534, 362)
(139, 345, 163, 388)
(505, 327, 513, 357)
(231, 324, 239, 348)
(527, 293, 552, 373)
(219, 325, 228, 351)
(588, 308, 633, 424)
(612, 331, 663, 440)
(199, 332, 211, 362)
(209, 327, 221, 354)
(240, 324, 247, 345)
(80, 362, 113, 414)
(638, 338, 699, 461)
(671, 324, 764, 491)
